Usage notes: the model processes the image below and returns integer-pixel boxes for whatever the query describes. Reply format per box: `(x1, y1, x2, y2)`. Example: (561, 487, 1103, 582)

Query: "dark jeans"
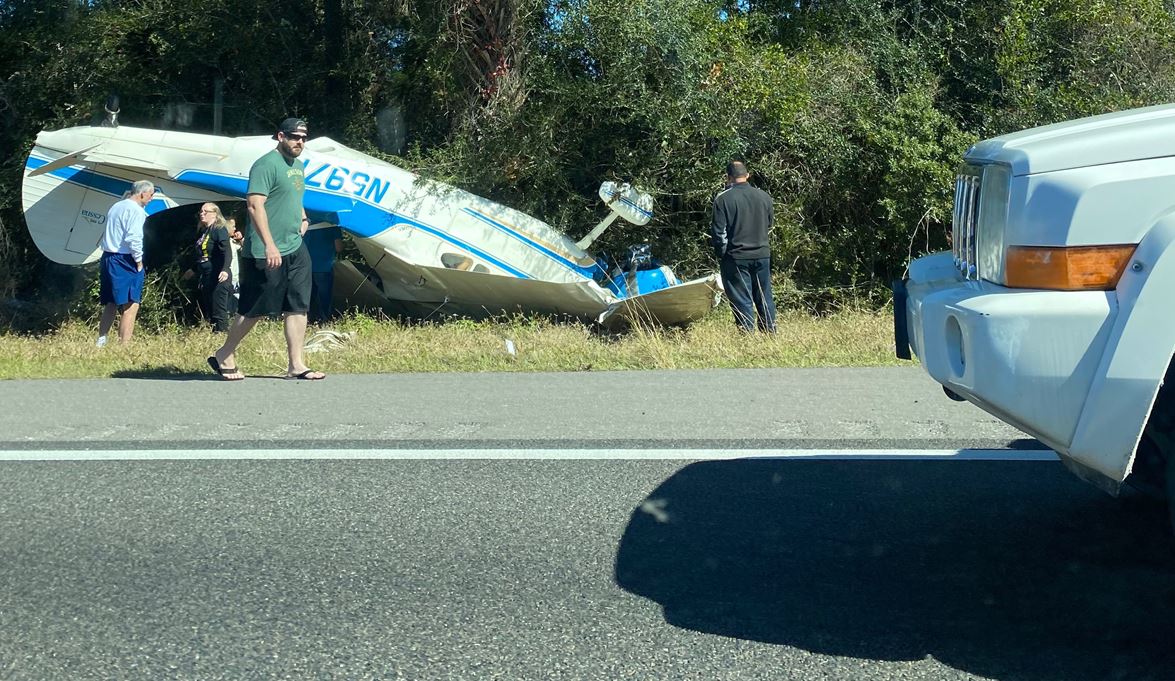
(720, 256, 776, 332)
(309, 270, 335, 324)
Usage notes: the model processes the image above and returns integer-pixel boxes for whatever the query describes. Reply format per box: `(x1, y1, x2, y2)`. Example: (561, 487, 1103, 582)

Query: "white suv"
(895, 103, 1175, 517)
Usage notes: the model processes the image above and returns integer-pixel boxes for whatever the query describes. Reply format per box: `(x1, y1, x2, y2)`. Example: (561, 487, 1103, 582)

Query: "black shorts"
(238, 243, 312, 318)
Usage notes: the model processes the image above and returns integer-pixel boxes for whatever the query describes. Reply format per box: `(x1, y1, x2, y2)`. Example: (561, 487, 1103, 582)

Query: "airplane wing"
(331, 260, 411, 316)
(27, 144, 171, 178)
(354, 238, 618, 319)
(24, 144, 103, 177)
(22, 126, 255, 265)
(598, 274, 724, 328)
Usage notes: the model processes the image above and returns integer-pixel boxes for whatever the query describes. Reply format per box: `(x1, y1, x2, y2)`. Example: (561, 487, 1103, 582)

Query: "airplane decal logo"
(79, 209, 106, 225)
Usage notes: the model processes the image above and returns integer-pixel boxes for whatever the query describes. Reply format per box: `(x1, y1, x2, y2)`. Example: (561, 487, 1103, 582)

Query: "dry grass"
(0, 308, 902, 380)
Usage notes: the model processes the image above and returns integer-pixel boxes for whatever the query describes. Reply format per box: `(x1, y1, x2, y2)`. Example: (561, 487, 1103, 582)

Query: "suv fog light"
(945, 315, 965, 379)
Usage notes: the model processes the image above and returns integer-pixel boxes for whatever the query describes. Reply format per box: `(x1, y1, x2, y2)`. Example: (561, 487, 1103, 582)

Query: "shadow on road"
(110, 367, 290, 380)
(110, 365, 207, 380)
(107, 363, 278, 380)
(614, 459, 1175, 681)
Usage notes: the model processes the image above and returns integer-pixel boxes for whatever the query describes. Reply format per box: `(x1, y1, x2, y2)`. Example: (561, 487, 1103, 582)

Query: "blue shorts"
(99, 251, 144, 306)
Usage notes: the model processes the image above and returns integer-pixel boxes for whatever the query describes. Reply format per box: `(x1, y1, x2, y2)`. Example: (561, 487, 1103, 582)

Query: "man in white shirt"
(97, 180, 154, 346)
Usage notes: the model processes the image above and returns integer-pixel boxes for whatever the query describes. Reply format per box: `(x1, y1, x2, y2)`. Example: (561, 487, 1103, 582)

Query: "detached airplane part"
(22, 125, 722, 327)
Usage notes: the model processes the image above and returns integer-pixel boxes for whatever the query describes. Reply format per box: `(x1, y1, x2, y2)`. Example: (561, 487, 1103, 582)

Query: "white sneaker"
(96, 336, 107, 348)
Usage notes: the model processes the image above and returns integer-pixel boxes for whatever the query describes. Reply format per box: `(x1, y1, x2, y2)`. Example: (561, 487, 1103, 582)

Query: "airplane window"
(441, 253, 476, 271)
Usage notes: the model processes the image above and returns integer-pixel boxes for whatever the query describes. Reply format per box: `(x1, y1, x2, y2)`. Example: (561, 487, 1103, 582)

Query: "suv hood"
(966, 103, 1175, 176)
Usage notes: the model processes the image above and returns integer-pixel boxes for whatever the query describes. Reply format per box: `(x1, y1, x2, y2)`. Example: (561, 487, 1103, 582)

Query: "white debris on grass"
(305, 329, 355, 353)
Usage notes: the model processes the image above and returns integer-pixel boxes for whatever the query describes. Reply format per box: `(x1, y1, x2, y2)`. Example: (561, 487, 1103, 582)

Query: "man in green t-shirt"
(208, 117, 325, 381)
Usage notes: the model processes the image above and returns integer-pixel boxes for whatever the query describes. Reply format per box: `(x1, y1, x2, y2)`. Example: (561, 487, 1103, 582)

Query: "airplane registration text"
(304, 161, 390, 204)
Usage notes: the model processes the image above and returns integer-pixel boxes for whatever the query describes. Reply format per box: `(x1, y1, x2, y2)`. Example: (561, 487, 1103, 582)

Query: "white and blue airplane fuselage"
(23, 125, 721, 326)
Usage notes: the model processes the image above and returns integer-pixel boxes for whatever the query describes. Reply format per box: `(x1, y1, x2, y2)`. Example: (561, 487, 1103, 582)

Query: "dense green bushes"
(2, 0, 1174, 327)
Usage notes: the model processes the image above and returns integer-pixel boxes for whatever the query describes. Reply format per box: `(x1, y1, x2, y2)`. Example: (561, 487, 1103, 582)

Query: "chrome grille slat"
(951, 179, 959, 270)
(951, 169, 982, 280)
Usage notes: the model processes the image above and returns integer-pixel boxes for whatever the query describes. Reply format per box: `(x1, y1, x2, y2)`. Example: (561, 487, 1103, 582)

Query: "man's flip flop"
(287, 369, 326, 380)
(207, 356, 244, 381)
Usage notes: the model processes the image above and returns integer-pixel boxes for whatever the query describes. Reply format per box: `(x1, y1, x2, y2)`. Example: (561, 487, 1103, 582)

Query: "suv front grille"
(952, 169, 981, 280)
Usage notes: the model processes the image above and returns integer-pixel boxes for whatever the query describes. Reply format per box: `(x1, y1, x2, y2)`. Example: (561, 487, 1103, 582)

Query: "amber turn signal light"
(1005, 245, 1136, 290)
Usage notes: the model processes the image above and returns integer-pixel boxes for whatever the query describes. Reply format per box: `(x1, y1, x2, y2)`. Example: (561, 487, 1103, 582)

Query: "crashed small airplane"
(22, 121, 722, 326)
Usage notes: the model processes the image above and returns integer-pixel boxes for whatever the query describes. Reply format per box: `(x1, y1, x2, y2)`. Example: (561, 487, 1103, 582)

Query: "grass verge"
(0, 308, 903, 380)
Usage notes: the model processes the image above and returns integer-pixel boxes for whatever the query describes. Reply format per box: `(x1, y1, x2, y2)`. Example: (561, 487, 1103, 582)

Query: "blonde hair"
(196, 203, 227, 230)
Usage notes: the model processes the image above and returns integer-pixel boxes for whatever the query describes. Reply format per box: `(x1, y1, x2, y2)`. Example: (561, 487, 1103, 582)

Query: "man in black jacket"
(710, 161, 777, 332)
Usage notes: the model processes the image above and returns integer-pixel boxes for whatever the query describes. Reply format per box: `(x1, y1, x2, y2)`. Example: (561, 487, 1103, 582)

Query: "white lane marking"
(0, 449, 1059, 462)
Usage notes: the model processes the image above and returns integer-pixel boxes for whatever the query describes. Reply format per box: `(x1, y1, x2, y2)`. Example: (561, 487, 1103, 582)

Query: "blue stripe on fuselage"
(25, 155, 169, 214)
(174, 169, 532, 279)
(460, 208, 599, 279)
(27, 154, 583, 282)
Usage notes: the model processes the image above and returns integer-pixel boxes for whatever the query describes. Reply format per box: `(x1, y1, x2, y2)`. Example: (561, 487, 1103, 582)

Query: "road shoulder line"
(0, 448, 1060, 461)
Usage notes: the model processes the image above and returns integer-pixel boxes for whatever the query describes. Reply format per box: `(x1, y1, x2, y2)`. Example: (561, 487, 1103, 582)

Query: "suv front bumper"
(895, 252, 1116, 452)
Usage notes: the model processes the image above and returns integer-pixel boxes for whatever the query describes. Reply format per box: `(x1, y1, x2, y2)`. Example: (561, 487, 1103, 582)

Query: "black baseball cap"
(274, 117, 308, 140)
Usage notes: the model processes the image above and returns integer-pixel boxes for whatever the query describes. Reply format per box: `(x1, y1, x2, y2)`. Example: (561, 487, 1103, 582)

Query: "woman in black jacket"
(185, 203, 233, 332)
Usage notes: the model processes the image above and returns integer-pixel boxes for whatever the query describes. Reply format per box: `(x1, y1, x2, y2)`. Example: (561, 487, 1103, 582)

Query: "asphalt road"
(1, 368, 1172, 680)
(0, 367, 1027, 450)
